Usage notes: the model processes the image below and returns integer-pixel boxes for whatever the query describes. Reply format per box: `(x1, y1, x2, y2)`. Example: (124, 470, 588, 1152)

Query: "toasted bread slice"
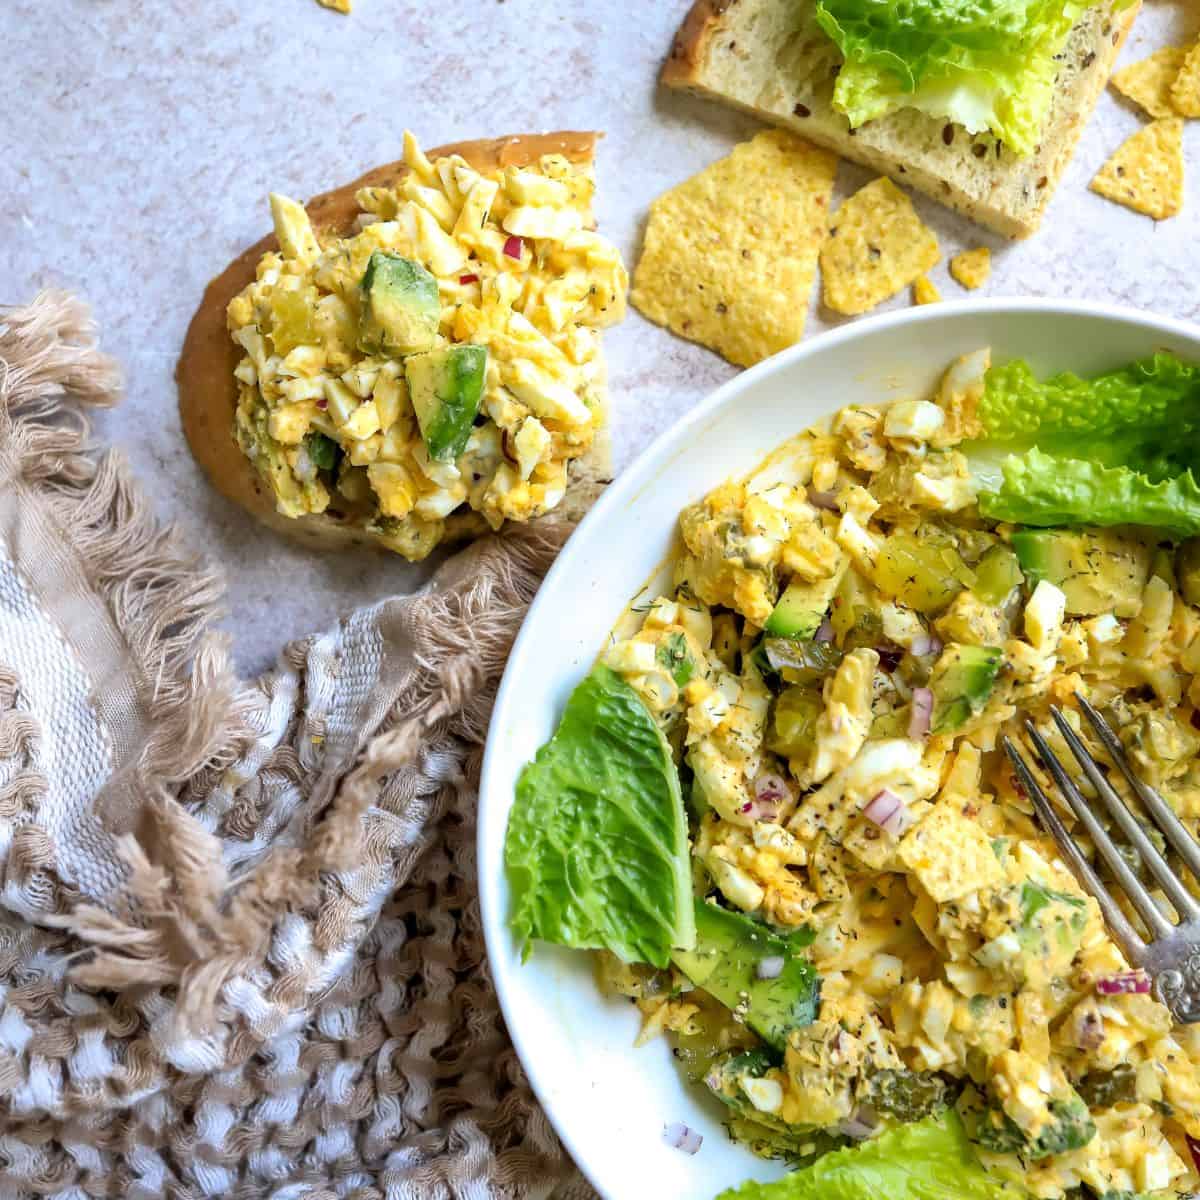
(662, 1, 1139, 239)
(177, 133, 610, 554)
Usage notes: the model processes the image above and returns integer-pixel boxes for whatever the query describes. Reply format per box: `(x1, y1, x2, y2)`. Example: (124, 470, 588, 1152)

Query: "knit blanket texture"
(0, 292, 593, 1200)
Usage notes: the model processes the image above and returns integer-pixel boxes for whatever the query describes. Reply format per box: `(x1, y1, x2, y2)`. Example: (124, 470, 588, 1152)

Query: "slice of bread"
(177, 133, 610, 555)
(662, 0, 1140, 238)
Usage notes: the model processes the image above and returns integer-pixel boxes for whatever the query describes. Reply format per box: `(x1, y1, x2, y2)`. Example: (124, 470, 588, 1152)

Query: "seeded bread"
(662, 0, 1140, 239)
(177, 133, 609, 555)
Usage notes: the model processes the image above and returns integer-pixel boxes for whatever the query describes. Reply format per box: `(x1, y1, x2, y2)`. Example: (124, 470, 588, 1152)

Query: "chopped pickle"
(841, 608, 884, 652)
(1178, 537, 1200, 607)
(1150, 544, 1177, 589)
(268, 286, 321, 355)
(971, 544, 1024, 605)
(768, 686, 824, 758)
(1075, 1064, 1137, 1110)
(671, 994, 758, 1084)
(831, 567, 873, 642)
(760, 638, 843, 685)
(875, 530, 975, 614)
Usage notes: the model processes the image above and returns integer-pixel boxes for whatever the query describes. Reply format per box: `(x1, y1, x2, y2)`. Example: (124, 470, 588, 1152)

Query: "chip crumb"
(1090, 118, 1184, 220)
(317, 0, 352, 11)
(1171, 42, 1200, 118)
(820, 178, 940, 316)
(949, 248, 991, 291)
(912, 276, 941, 306)
(630, 129, 837, 367)
(1110, 46, 1189, 119)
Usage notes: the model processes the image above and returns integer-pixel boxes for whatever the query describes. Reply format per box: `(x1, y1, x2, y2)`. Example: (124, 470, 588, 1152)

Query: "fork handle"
(1152, 945, 1200, 1024)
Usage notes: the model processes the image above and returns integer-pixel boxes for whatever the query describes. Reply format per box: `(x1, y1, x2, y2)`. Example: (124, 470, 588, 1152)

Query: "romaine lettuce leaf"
(505, 665, 695, 967)
(966, 353, 1200, 535)
(714, 1110, 1024, 1200)
(813, 0, 1121, 156)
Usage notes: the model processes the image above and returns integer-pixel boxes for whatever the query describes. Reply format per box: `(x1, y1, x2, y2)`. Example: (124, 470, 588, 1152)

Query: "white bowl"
(478, 299, 1200, 1200)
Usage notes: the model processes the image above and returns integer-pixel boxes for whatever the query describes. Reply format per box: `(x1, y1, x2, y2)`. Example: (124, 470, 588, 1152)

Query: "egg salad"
(506, 345, 1200, 1200)
(225, 132, 627, 560)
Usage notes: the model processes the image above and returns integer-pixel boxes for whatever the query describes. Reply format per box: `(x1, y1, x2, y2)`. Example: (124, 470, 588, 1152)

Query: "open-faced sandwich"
(663, 0, 1141, 237)
(178, 132, 627, 560)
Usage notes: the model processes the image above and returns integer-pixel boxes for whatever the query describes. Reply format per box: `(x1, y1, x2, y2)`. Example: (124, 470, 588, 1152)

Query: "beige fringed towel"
(0, 292, 593, 1200)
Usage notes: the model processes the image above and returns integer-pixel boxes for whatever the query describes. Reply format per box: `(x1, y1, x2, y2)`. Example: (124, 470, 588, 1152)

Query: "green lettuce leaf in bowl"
(965, 353, 1200, 535)
(714, 1110, 1024, 1200)
(505, 665, 696, 968)
(813, 0, 1130, 156)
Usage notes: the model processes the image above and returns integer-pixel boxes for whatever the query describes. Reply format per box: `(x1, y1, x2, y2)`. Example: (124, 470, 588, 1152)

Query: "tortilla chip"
(630, 130, 838, 367)
(821, 179, 940, 316)
(949, 248, 992, 291)
(912, 276, 942, 306)
(1110, 46, 1189, 119)
(1090, 119, 1184, 220)
(1171, 43, 1200, 118)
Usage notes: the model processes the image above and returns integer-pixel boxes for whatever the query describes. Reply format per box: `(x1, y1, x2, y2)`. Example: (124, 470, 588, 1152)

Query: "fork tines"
(1002, 693, 1200, 965)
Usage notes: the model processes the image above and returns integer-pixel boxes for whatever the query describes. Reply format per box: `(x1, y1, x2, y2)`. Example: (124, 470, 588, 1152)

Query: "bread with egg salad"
(178, 132, 627, 561)
(662, 0, 1139, 238)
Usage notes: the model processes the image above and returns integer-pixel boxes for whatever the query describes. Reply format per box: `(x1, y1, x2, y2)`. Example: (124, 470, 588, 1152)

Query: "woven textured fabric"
(0, 293, 595, 1200)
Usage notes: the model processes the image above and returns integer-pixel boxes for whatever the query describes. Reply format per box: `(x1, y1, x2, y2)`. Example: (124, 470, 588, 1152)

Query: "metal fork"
(1002, 694, 1200, 1023)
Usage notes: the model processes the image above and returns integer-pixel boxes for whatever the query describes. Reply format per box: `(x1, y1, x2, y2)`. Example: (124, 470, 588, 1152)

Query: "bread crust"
(661, 1, 1140, 239)
(177, 132, 602, 553)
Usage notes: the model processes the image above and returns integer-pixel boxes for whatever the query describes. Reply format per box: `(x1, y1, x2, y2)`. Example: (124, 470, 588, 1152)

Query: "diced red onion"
(459, 272, 479, 285)
(910, 632, 942, 657)
(740, 799, 778, 821)
(836, 1107, 879, 1141)
(316, 398, 328, 410)
(663, 1122, 702, 1155)
(756, 955, 785, 980)
(909, 688, 934, 740)
(808, 486, 839, 511)
(754, 773, 791, 805)
(503, 235, 523, 260)
(1095, 970, 1151, 995)
(814, 618, 835, 643)
(863, 789, 914, 837)
(741, 773, 792, 823)
(1187, 1133, 1200, 1175)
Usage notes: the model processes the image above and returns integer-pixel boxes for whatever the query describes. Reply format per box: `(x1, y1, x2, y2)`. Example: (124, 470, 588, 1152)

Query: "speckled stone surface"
(3, 0, 1196, 672)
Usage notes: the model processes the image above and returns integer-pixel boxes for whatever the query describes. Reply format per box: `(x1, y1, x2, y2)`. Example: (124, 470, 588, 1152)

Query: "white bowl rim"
(478, 296, 1200, 1196)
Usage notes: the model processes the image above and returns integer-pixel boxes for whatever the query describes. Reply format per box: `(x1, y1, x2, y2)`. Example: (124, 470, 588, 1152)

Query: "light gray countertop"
(4, 0, 1196, 673)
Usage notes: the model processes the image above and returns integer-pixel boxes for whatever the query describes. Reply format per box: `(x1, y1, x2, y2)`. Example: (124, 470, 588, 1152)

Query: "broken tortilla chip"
(1110, 46, 1190, 120)
(912, 276, 941, 306)
(1171, 43, 1200, 118)
(1091, 119, 1184, 220)
(950, 248, 992, 291)
(630, 129, 837, 367)
(821, 178, 940, 316)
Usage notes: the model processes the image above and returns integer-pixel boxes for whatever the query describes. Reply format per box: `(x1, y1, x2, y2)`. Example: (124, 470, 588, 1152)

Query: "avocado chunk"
(672, 900, 818, 1052)
(1011, 528, 1150, 618)
(304, 431, 339, 472)
(965, 1086, 1095, 1161)
(359, 251, 440, 356)
(1177, 538, 1200, 607)
(929, 643, 1002, 733)
(764, 564, 846, 640)
(406, 344, 487, 462)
